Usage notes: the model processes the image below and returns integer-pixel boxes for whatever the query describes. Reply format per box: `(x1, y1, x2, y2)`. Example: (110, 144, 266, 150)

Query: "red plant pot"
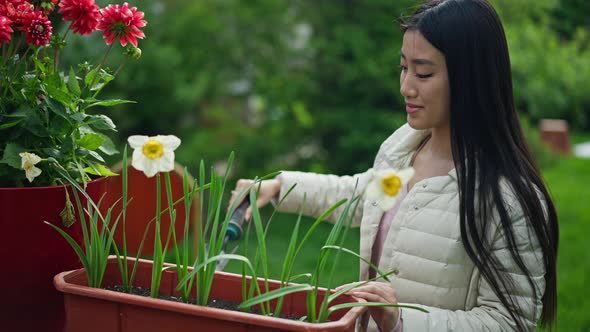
(54, 256, 366, 332)
(0, 177, 107, 332)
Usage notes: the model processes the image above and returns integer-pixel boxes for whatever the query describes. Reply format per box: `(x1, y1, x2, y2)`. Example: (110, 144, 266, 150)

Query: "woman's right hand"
(228, 178, 282, 221)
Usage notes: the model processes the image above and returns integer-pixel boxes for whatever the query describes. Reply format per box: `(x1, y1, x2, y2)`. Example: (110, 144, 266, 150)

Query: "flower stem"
(54, 23, 73, 71)
(113, 55, 128, 77)
(99, 43, 114, 71)
(151, 173, 163, 298)
(87, 43, 114, 93)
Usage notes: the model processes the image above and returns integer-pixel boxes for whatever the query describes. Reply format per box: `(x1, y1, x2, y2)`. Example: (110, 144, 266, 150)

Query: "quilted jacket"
(276, 123, 545, 331)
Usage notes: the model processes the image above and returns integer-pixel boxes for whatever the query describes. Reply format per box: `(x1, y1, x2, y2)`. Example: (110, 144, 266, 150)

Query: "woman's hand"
(228, 178, 281, 221)
(337, 281, 400, 332)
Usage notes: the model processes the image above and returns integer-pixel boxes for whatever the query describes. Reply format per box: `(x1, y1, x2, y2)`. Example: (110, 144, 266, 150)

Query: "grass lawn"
(541, 156, 590, 331)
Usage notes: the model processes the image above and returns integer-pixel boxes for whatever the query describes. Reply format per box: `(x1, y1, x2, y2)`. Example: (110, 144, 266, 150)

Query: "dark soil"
(104, 285, 303, 321)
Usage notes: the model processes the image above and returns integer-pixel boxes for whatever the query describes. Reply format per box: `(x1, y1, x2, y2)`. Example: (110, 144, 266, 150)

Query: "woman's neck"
(426, 126, 453, 161)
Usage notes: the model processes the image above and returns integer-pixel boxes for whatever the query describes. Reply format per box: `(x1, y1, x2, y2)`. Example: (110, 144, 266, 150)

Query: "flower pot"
(0, 177, 108, 332)
(54, 256, 366, 332)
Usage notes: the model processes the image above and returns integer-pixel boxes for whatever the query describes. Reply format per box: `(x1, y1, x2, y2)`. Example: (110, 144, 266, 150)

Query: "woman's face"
(400, 30, 450, 131)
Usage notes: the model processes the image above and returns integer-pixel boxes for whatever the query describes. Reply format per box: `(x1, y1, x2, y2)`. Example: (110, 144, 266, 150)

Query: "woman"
(230, 0, 558, 331)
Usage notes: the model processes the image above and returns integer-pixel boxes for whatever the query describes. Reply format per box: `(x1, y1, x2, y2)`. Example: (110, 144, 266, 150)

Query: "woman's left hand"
(337, 281, 400, 332)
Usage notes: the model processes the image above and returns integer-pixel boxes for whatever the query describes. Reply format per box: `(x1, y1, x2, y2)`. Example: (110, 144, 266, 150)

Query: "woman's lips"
(405, 103, 423, 113)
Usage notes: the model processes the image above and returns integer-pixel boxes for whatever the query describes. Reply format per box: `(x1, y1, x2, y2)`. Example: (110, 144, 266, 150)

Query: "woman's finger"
(351, 283, 397, 303)
(350, 291, 388, 304)
(334, 282, 360, 293)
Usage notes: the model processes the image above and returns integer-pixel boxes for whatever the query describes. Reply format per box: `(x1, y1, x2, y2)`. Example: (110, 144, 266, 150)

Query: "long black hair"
(401, 0, 558, 330)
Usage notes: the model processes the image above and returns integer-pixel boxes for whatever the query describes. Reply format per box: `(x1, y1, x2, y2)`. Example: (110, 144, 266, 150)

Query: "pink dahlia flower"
(0, 15, 13, 44)
(58, 0, 100, 35)
(97, 2, 146, 47)
(23, 10, 52, 45)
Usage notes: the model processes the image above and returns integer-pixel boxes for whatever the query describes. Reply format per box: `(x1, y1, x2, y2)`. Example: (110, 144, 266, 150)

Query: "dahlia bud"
(125, 46, 142, 60)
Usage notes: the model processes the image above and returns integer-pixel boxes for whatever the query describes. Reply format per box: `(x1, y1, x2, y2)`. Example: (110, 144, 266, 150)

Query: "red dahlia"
(97, 2, 146, 47)
(0, 15, 13, 44)
(0, 0, 34, 29)
(58, 0, 100, 35)
(23, 10, 52, 45)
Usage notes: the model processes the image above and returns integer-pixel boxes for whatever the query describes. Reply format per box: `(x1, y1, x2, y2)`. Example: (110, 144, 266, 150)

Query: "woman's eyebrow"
(400, 51, 436, 66)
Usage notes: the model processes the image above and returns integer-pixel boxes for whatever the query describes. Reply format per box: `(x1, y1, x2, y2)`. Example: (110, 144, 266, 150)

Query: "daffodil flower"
(19, 152, 43, 183)
(128, 135, 181, 177)
(366, 167, 415, 211)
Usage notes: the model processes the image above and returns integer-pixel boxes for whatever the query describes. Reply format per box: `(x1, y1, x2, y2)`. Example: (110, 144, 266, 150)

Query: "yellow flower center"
(23, 163, 33, 171)
(381, 174, 402, 196)
(142, 138, 164, 160)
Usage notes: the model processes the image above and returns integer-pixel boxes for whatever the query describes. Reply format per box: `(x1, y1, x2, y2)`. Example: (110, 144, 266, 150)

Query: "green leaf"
(25, 114, 49, 137)
(32, 57, 46, 72)
(71, 113, 88, 123)
(86, 99, 135, 109)
(85, 114, 117, 131)
(84, 68, 115, 92)
(77, 133, 105, 150)
(84, 67, 99, 88)
(68, 68, 81, 96)
(88, 150, 105, 163)
(98, 135, 118, 156)
(238, 284, 314, 309)
(42, 148, 62, 159)
(83, 164, 118, 176)
(0, 120, 23, 130)
(45, 97, 70, 121)
(45, 83, 74, 107)
(1, 143, 25, 169)
(328, 302, 429, 314)
(321, 245, 391, 282)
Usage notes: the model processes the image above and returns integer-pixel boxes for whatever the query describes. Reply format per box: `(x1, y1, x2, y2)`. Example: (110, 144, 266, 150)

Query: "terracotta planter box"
(54, 256, 365, 332)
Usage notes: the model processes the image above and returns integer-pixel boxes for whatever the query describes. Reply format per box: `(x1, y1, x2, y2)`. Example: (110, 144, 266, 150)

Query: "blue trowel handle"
(227, 199, 249, 241)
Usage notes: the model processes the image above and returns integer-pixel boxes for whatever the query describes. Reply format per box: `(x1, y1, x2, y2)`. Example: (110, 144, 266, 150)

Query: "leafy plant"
(44, 156, 122, 288)
(0, 0, 146, 188)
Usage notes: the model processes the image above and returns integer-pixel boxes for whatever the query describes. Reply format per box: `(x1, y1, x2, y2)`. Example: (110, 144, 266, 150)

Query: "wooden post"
(539, 119, 571, 155)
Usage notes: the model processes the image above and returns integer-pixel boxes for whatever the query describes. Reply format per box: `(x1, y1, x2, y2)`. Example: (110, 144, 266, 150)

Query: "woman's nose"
(400, 75, 418, 98)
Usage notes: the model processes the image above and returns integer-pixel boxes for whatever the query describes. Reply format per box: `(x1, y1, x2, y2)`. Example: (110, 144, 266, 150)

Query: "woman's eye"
(399, 65, 408, 72)
(416, 73, 433, 79)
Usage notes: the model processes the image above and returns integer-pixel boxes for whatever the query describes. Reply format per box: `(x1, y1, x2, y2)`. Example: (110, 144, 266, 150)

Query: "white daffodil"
(128, 135, 181, 177)
(366, 167, 415, 211)
(19, 152, 42, 183)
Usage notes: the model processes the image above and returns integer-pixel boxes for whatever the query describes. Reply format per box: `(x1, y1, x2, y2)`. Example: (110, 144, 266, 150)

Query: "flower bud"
(125, 46, 142, 60)
(59, 197, 76, 227)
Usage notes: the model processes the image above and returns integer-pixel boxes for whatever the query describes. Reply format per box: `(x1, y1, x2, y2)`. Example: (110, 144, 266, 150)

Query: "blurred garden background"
(62, 0, 590, 330)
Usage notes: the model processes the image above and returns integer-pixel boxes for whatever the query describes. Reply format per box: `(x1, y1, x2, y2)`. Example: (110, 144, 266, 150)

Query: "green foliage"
(88, 0, 590, 177)
(45, 161, 123, 288)
(550, 0, 590, 40)
(491, 0, 590, 130)
(506, 21, 590, 129)
(92, 0, 417, 177)
(0, 5, 142, 187)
